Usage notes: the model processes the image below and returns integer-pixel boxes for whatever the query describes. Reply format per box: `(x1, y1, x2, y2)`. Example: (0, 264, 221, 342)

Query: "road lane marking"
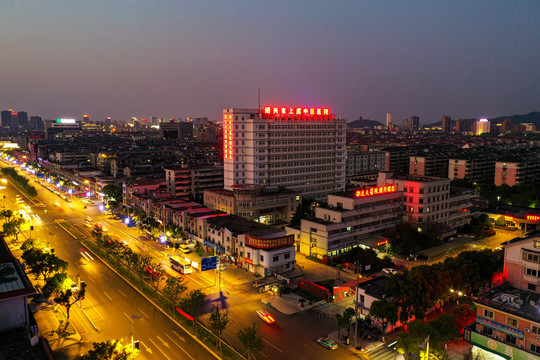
(118, 289, 127, 297)
(103, 292, 112, 301)
(165, 333, 183, 349)
(264, 339, 283, 352)
(101, 273, 109, 280)
(148, 338, 172, 360)
(123, 312, 130, 321)
(87, 275, 95, 283)
(172, 330, 186, 342)
(138, 308, 149, 318)
(260, 352, 268, 358)
(157, 335, 170, 349)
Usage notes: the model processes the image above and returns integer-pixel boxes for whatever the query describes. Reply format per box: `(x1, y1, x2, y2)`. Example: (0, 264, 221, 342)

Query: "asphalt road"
(2, 162, 356, 360)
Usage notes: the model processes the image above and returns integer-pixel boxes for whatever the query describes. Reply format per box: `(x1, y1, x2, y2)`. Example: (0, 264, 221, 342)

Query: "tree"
(163, 276, 188, 313)
(55, 281, 87, 329)
(2, 217, 25, 238)
(102, 184, 123, 207)
(91, 224, 104, 248)
(452, 304, 476, 335)
(130, 253, 153, 289)
(336, 308, 355, 340)
(395, 332, 420, 360)
(237, 323, 264, 360)
(208, 304, 230, 357)
(22, 248, 68, 281)
(369, 299, 399, 340)
(20, 238, 46, 252)
(430, 313, 459, 343)
(81, 339, 138, 360)
(148, 262, 165, 294)
(180, 289, 206, 331)
(0, 263, 17, 283)
(41, 272, 71, 299)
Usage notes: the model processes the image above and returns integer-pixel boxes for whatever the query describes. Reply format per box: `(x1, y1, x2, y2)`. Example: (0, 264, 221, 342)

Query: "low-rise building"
(204, 184, 300, 224)
(465, 234, 540, 359)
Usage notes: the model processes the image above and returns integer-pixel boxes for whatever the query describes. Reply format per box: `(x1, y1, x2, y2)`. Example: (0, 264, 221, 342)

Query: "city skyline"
(1, 1, 539, 123)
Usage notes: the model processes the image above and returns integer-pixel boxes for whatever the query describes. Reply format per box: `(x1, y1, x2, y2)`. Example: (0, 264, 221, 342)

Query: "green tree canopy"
(80, 339, 138, 360)
(237, 323, 264, 360)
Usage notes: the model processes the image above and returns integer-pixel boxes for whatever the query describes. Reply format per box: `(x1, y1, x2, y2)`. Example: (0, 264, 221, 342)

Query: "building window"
(247, 253, 251, 259)
(506, 317, 518, 327)
(529, 283, 537, 291)
(532, 344, 540, 355)
(505, 334, 516, 344)
(260, 255, 264, 261)
(525, 268, 539, 277)
(481, 326, 493, 336)
(273, 255, 279, 262)
(284, 253, 290, 259)
(531, 325, 540, 334)
(483, 309, 494, 319)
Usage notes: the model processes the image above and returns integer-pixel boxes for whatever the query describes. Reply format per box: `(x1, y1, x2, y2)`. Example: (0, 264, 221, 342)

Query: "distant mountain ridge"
(347, 118, 383, 128)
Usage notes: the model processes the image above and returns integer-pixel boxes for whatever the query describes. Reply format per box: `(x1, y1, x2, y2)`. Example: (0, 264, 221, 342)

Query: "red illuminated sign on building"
(262, 106, 333, 120)
(246, 234, 294, 249)
(526, 215, 540, 221)
(223, 114, 233, 159)
(504, 216, 514, 221)
(354, 185, 397, 198)
(245, 258, 253, 265)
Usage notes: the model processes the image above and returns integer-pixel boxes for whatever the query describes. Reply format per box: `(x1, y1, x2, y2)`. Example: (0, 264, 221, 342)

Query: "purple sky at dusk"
(1, 1, 539, 124)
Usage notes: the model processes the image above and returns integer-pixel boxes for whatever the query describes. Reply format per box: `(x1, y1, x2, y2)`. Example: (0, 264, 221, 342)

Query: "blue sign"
(201, 256, 218, 271)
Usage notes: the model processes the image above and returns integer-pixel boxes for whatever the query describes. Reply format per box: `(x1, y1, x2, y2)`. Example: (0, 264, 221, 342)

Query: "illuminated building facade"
(223, 107, 346, 201)
(475, 118, 491, 135)
(292, 184, 403, 258)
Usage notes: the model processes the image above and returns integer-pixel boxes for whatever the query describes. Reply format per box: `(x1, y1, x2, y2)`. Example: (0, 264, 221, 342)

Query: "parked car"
(317, 337, 338, 350)
(256, 310, 275, 324)
(179, 244, 192, 254)
(382, 268, 398, 275)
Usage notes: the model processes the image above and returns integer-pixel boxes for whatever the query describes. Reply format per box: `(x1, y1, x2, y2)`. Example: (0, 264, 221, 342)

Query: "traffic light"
(30, 226, 34, 231)
(133, 340, 140, 350)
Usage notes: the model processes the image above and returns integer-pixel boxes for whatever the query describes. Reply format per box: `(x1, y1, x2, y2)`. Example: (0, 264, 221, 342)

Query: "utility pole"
(354, 261, 361, 349)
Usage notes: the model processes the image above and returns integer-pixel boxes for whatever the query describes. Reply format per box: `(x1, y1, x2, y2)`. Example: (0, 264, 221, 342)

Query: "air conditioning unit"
(517, 344, 522, 349)
(498, 337, 504, 341)
(525, 328, 530, 332)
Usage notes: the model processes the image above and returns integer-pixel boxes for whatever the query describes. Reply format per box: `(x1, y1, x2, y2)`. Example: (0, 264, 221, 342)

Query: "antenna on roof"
(258, 88, 261, 114)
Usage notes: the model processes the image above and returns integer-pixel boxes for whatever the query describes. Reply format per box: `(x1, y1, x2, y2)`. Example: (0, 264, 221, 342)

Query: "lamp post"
(354, 261, 361, 349)
(131, 314, 143, 349)
(77, 261, 87, 289)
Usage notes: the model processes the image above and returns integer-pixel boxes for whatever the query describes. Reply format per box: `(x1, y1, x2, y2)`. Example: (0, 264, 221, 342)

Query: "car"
(256, 310, 275, 324)
(179, 245, 192, 254)
(317, 337, 338, 350)
(382, 268, 398, 275)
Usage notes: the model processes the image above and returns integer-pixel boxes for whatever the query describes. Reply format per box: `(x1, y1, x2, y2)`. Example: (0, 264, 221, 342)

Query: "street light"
(77, 261, 88, 288)
(131, 314, 143, 349)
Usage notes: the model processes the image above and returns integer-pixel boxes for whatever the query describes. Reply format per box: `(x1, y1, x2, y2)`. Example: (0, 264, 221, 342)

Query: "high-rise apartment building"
(29, 116, 44, 131)
(223, 106, 346, 201)
(386, 113, 392, 130)
(442, 115, 451, 133)
(476, 118, 491, 135)
(456, 118, 475, 134)
(409, 116, 420, 132)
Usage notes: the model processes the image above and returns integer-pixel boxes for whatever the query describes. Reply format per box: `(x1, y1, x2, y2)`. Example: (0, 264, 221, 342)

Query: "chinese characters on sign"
(246, 234, 294, 249)
(223, 114, 233, 159)
(526, 215, 540, 221)
(354, 185, 397, 198)
(262, 106, 333, 120)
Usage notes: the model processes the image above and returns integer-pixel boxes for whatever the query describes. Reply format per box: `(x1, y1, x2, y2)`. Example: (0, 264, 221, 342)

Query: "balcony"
(464, 323, 534, 358)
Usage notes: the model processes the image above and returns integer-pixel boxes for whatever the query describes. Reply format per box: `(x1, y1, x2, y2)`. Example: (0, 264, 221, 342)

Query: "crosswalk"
(366, 341, 399, 360)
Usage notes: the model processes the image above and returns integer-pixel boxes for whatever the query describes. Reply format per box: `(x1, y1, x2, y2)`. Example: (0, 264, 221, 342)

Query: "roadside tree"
(208, 304, 229, 357)
(80, 339, 138, 360)
(180, 289, 206, 331)
(237, 323, 264, 360)
(163, 276, 188, 313)
(369, 299, 399, 340)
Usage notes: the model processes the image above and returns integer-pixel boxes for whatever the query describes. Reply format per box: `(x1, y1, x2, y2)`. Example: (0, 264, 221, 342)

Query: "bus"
(170, 257, 192, 274)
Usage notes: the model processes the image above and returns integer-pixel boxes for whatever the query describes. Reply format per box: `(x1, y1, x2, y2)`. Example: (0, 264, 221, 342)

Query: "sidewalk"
(30, 301, 81, 351)
(259, 293, 318, 314)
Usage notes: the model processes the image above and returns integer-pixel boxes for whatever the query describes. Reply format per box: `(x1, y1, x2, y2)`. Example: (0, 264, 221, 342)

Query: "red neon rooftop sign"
(527, 215, 540, 221)
(355, 185, 397, 198)
(262, 106, 333, 120)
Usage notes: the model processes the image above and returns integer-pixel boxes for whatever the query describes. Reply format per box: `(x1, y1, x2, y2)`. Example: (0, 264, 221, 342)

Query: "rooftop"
(208, 215, 283, 238)
(357, 276, 390, 300)
(476, 283, 540, 323)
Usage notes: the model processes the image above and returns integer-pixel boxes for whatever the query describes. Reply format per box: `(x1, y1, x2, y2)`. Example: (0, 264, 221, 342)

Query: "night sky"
(1, 1, 539, 123)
